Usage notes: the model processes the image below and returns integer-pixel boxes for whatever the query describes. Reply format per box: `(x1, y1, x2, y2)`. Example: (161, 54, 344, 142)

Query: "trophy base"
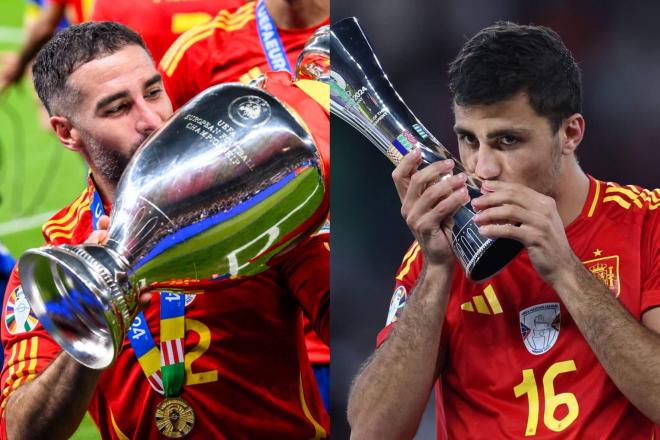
(18, 245, 133, 369)
(468, 238, 524, 282)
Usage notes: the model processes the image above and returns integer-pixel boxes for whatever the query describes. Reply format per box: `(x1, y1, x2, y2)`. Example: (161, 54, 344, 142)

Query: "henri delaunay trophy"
(328, 17, 523, 282)
(18, 83, 328, 369)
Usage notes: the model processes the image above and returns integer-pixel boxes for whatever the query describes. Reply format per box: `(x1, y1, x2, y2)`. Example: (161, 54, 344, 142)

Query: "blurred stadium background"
(0, 1, 95, 438)
(331, 0, 660, 438)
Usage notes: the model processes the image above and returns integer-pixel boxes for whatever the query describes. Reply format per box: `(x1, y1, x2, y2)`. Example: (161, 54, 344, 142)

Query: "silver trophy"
(329, 18, 522, 281)
(18, 83, 327, 368)
(296, 25, 330, 82)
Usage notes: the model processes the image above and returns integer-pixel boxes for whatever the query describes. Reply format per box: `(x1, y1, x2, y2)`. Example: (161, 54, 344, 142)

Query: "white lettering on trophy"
(184, 113, 248, 166)
(346, 86, 369, 109)
(370, 107, 390, 125)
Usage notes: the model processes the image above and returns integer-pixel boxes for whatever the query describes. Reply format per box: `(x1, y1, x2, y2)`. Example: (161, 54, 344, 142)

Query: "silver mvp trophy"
(329, 18, 522, 282)
(18, 83, 327, 368)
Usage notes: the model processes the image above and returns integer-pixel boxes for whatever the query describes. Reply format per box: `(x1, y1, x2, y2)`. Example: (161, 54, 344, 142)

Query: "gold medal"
(154, 397, 195, 438)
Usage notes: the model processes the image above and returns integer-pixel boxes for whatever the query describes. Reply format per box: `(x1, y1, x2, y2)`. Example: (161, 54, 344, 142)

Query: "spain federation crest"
(519, 303, 560, 355)
(583, 255, 620, 297)
(386, 286, 407, 325)
(5, 286, 39, 335)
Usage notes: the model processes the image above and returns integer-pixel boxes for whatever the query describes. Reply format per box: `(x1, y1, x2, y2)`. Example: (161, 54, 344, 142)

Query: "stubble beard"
(81, 132, 143, 188)
(536, 138, 563, 200)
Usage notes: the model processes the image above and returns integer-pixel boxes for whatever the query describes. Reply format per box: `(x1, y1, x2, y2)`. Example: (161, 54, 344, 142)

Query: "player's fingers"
(401, 159, 454, 216)
(97, 215, 110, 231)
(406, 173, 467, 222)
(472, 204, 538, 228)
(471, 180, 540, 211)
(392, 148, 422, 201)
(477, 222, 531, 245)
(84, 230, 106, 245)
(411, 185, 470, 234)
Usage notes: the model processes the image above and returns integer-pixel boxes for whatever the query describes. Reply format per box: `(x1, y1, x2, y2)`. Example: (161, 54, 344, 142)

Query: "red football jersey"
(0, 79, 330, 439)
(159, 1, 329, 110)
(91, 0, 244, 64)
(378, 176, 660, 439)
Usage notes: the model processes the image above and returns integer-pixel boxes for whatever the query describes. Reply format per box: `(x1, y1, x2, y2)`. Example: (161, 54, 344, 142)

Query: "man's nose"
(135, 100, 163, 136)
(474, 145, 502, 180)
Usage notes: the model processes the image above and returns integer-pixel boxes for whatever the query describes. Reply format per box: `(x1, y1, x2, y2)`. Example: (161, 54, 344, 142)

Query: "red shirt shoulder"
(92, 0, 244, 64)
(160, 3, 328, 110)
(160, 2, 258, 109)
(41, 185, 94, 246)
(581, 178, 660, 312)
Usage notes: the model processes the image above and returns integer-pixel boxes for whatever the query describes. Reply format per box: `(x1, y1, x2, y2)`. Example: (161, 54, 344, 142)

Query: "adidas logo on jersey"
(460, 284, 503, 315)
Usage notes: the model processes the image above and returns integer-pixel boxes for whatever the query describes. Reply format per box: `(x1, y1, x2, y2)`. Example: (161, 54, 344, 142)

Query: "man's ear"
(560, 113, 585, 156)
(50, 116, 82, 152)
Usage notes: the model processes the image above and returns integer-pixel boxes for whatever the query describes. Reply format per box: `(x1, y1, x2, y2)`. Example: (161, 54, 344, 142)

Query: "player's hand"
(84, 215, 111, 245)
(392, 149, 470, 267)
(471, 180, 574, 282)
(84, 215, 152, 307)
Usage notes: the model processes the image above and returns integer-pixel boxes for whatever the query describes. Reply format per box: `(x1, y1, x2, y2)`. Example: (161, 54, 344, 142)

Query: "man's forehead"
(453, 92, 543, 127)
(66, 45, 156, 102)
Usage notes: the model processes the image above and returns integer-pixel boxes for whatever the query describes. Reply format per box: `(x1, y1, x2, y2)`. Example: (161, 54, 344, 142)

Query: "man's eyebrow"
(144, 73, 162, 89)
(453, 126, 473, 136)
(453, 126, 532, 138)
(485, 128, 532, 139)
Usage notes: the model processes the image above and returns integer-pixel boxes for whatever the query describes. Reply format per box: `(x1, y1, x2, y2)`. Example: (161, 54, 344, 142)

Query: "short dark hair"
(33, 21, 150, 116)
(448, 21, 582, 132)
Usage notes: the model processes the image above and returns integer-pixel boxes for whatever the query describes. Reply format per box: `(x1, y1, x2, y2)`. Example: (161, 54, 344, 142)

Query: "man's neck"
(264, 0, 328, 30)
(90, 173, 116, 207)
(554, 160, 590, 227)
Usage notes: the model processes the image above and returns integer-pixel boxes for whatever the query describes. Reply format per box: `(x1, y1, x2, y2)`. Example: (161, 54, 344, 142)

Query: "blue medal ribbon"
(255, 0, 293, 74)
(90, 184, 185, 395)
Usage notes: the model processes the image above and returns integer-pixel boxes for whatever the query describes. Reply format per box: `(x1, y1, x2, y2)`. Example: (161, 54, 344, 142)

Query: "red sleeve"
(376, 242, 424, 348)
(0, 266, 61, 429)
(641, 193, 660, 313)
(159, 30, 213, 111)
(278, 235, 329, 345)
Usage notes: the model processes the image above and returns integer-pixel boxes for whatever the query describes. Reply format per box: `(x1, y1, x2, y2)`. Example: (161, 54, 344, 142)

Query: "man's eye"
(106, 103, 127, 115)
(500, 135, 518, 146)
(459, 134, 478, 146)
(146, 88, 162, 99)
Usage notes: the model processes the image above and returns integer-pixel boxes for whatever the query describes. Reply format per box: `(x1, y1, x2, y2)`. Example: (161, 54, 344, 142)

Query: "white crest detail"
(519, 302, 561, 355)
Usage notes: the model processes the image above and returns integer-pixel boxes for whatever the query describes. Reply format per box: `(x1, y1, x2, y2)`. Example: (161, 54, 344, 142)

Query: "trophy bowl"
(328, 17, 523, 282)
(18, 83, 328, 368)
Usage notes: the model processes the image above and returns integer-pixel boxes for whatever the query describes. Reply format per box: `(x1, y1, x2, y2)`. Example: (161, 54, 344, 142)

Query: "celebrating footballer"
(348, 22, 660, 439)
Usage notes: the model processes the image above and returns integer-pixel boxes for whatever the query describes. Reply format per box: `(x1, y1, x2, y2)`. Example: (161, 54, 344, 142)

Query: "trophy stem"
(19, 245, 135, 369)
